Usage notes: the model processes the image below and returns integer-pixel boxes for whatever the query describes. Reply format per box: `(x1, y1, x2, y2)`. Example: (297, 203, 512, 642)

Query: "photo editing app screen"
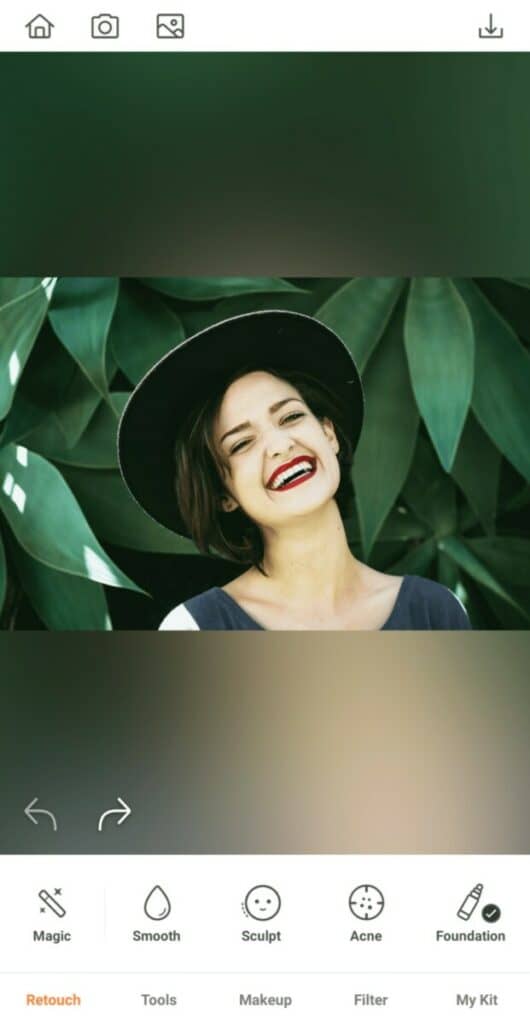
(1, 4, 530, 1020)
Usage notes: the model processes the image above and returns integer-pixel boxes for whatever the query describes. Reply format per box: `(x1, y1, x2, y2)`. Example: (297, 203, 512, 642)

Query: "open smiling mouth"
(266, 455, 317, 491)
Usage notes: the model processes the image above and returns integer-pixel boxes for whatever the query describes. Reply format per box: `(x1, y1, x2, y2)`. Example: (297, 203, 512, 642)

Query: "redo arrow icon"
(97, 797, 132, 832)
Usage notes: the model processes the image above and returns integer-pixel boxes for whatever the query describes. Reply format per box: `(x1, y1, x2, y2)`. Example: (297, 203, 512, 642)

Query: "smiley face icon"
(244, 885, 281, 921)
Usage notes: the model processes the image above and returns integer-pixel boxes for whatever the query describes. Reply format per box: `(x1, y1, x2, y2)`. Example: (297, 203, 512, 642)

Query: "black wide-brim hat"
(118, 310, 364, 536)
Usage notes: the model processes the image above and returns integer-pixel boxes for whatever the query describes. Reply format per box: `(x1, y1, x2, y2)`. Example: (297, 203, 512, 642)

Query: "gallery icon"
(349, 884, 385, 921)
(243, 885, 281, 921)
(91, 13, 119, 38)
(26, 14, 54, 38)
(156, 13, 185, 38)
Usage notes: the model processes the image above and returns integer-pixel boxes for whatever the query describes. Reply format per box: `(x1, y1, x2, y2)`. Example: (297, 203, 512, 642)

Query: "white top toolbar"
(1, 1, 523, 52)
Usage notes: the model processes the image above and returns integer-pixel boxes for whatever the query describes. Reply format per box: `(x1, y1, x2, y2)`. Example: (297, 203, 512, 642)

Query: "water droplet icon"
(144, 885, 171, 921)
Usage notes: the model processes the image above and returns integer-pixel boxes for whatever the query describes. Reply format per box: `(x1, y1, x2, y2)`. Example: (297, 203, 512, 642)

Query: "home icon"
(26, 14, 54, 39)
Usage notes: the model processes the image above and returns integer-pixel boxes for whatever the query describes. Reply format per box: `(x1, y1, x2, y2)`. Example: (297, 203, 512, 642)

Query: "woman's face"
(214, 371, 341, 529)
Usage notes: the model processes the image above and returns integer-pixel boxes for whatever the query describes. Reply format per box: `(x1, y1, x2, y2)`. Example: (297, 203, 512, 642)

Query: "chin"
(272, 491, 336, 526)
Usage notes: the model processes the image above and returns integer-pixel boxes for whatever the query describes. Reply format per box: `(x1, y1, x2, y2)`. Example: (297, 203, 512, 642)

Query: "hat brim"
(117, 310, 364, 536)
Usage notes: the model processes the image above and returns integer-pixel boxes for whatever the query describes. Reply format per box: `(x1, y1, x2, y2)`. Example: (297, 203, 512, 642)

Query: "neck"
(260, 501, 362, 606)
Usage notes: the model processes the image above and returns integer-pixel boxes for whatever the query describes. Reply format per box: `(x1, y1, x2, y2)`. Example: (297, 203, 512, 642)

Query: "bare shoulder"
(222, 568, 257, 601)
(359, 565, 404, 597)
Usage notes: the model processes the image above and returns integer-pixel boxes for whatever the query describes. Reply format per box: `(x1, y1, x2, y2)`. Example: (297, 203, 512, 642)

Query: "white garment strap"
(158, 604, 200, 631)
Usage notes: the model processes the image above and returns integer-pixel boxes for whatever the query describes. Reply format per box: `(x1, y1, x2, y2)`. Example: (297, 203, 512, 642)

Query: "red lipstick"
(266, 456, 317, 491)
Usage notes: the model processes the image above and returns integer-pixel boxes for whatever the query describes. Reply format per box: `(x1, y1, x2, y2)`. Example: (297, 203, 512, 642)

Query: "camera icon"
(91, 13, 119, 38)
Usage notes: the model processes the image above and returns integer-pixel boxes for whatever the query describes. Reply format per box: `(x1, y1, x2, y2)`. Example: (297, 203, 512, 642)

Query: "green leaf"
(466, 537, 530, 587)
(23, 394, 128, 469)
(404, 278, 474, 471)
(477, 278, 530, 345)
(0, 530, 6, 616)
(387, 538, 436, 576)
(0, 322, 78, 448)
(452, 413, 501, 534)
(315, 278, 404, 372)
(437, 549, 461, 590)
(48, 278, 119, 397)
(0, 279, 49, 419)
(109, 282, 185, 384)
(346, 506, 425, 544)
(403, 434, 457, 537)
(53, 368, 103, 448)
(139, 277, 305, 301)
(305, 278, 350, 308)
(455, 279, 530, 482)
(0, 277, 42, 304)
(368, 539, 406, 572)
(353, 309, 419, 556)
(0, 444, 142, 591)
(213, 291, 317, 320)
(503, 278, 530, 289)
(502, 482, 530, 514)
(378, 507, 427, 542)
(440, 536, 530, 621)
(61, 466, 198, 554)
(453, 576, 493, 630)
(179, 309, 223, 336)
(10, 540, 112, 630)
(479, 586, 530, 630)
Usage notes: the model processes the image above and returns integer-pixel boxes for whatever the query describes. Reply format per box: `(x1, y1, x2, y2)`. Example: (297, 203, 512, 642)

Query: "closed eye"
(229, 411, 305, 453)
(229, 437, 253, 455)
(280, 411, 305, 424)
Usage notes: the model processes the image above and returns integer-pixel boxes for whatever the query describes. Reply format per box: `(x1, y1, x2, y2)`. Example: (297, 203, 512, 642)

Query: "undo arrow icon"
(24, 798, 58, 831)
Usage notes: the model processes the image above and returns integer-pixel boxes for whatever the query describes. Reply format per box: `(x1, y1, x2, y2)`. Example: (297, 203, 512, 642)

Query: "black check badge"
(156, 13, 185, 38)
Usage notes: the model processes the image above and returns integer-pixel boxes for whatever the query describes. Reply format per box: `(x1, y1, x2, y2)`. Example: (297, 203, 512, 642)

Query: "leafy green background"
(1, 276, 529, 630)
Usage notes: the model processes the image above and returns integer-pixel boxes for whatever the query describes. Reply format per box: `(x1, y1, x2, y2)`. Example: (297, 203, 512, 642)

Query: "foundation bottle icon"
(457, 883, 483, 921)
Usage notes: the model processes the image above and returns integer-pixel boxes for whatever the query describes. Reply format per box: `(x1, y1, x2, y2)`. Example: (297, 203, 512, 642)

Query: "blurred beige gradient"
(178, 634, 529, 852)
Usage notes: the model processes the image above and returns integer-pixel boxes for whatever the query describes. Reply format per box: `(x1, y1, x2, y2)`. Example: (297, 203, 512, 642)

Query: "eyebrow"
(219, 397, 303, 445)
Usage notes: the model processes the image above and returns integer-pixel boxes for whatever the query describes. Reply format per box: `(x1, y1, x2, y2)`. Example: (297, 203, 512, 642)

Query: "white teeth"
(271, 460, 314, 489)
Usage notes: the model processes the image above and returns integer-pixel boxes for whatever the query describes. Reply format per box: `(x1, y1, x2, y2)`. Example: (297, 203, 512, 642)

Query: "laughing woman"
(118, 310, 471, 631)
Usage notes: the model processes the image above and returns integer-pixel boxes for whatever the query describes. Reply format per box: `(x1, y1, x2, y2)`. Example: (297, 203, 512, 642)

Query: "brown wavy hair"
(174, 368, 355, 566)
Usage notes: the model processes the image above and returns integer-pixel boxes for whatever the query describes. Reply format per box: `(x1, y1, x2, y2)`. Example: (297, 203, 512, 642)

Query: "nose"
(263, 425, 296, 459)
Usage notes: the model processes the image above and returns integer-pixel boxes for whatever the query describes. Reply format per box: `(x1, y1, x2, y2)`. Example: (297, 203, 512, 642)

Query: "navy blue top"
(172, 575, 471, 631)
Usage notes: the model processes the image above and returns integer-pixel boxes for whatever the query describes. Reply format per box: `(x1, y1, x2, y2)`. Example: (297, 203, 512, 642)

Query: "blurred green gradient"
(1, 54, 530, 273)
